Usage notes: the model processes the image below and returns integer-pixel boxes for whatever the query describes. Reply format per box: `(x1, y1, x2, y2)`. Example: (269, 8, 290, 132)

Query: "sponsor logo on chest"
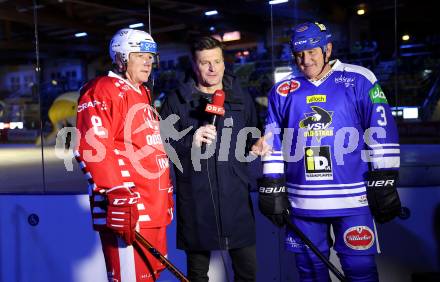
(77, 100, 107, 112)
(304, 146, 333, 181)
(156, 154, 169, 170)
(306, 95, 326, 103)
(334, 74, 355, 87)
(276, 80, 301, 96)
(143, 107, 160, 131)
(299, 106, 334, 140)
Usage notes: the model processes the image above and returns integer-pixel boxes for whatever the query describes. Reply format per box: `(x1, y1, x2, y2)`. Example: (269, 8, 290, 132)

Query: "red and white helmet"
(109, 28, 157, 64)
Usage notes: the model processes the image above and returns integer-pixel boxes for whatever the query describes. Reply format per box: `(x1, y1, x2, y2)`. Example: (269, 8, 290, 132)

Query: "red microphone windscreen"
(212, 89, 225, 107)
(205, 89, 226, 116)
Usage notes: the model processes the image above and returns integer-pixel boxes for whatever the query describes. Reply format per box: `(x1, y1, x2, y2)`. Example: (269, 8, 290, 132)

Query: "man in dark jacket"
(160, 36, 257, 282)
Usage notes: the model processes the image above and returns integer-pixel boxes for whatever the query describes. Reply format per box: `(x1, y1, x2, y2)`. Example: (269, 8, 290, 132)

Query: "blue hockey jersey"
(263, 59, 400, 217)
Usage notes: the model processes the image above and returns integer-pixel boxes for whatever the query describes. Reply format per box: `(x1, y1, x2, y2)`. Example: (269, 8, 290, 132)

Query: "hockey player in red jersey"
(75, 28, 174, 281)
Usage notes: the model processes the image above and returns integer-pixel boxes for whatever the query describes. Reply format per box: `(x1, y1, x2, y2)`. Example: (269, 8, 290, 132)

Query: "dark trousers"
(185, 245, 257, 282)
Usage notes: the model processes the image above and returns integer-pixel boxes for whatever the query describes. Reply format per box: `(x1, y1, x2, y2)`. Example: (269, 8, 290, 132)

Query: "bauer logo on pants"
(344, 226, 374, 250)
(304, 146, 333, 180)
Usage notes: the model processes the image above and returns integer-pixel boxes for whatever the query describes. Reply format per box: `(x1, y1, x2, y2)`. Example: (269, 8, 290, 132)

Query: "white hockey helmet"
(109, 28, 157, 64)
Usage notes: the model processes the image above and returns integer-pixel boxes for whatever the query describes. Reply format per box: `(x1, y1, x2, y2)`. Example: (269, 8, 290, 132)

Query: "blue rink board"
(0, 145, 438, 281)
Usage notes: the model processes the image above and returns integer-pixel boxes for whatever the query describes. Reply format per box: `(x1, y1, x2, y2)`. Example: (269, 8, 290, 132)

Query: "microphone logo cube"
(205, 103, 225, 116)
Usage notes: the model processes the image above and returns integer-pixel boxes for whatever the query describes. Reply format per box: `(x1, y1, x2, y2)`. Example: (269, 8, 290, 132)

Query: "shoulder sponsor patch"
(276, 80, 301, 96)
(344, 226, 374, 250)
(306, 95, 326, 103)
(369, 84, 388, 104)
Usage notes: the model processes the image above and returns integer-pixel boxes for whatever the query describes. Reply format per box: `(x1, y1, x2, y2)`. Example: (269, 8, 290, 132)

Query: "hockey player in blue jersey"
(252, 21, 402, 281)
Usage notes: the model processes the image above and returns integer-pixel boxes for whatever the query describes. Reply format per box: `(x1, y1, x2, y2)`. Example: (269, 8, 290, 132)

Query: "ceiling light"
(75, 32, 88, 38)
(205, 10, 218, 16)
(222, 31, 241, 42)
(357, 9, 365, 15)
(269, 0, 289, 5)
(129, 23, 144, 28)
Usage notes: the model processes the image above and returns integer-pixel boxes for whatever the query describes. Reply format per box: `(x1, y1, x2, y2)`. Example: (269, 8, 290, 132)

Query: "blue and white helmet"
(109, 28, 157, 64)
(290, 22, 332, 53)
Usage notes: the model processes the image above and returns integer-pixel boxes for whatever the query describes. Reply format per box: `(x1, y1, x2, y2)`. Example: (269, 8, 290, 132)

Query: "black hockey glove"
(258, 177, 290, 227)
(366, 170, 401, 224)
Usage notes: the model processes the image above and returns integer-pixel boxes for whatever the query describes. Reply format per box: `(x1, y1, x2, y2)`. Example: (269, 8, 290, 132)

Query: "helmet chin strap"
(322, 45, 329, 63)
(315, 46, 330, 79)
(113, 53, 128, 75)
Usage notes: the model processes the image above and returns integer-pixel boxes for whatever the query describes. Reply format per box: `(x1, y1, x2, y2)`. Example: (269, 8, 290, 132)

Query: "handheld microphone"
(204, 89, 226, 126)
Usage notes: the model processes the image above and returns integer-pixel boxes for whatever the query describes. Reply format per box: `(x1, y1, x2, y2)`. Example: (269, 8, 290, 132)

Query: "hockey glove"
(258, 177, 290, 227)
(105, 186, 140, 245)
(366, 170, 401, 224)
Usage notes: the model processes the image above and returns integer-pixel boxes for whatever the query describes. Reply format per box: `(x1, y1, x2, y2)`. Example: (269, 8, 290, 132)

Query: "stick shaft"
(284, 217, 346, 282)
(135, 231, 189, 282)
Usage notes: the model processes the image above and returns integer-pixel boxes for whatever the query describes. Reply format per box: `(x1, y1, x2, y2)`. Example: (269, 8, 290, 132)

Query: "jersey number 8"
(91, 116, 106, 136)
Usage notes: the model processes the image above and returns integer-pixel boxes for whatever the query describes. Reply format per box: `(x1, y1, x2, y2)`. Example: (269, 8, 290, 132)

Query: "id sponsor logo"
(304, 146, 333, 180)
(344, 226, 374, 250)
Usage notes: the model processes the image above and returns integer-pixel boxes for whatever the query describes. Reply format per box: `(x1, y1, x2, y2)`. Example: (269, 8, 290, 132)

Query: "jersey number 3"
(376, 106, 387, 126)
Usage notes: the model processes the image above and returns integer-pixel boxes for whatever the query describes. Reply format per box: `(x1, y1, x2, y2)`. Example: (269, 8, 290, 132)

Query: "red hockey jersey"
(76, 71, 173, 228)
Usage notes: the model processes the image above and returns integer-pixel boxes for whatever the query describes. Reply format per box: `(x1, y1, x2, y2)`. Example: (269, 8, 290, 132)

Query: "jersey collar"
(108, 71, 143, 94)
(306, 59, 340, 87)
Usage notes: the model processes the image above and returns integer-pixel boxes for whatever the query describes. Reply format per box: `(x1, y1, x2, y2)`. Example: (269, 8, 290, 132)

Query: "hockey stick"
(134, 231, 189, 282)
(283, 214, 347, 282)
